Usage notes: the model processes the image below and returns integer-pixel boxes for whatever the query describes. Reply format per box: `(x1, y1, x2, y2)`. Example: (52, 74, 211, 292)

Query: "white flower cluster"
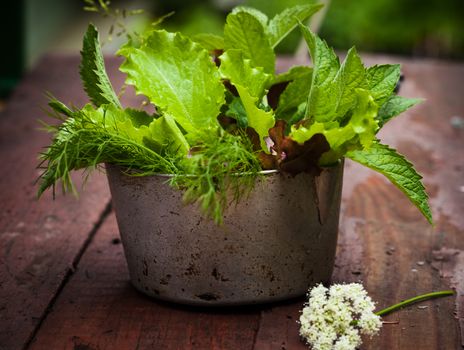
(299, 283, 382, 350)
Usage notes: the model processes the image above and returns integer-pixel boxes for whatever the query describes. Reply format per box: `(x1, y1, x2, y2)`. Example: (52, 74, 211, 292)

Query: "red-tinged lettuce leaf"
(260, 120, 330, 175)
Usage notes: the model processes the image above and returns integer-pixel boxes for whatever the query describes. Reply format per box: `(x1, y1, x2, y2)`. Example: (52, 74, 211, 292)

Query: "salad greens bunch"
(38, 4, 432, 224)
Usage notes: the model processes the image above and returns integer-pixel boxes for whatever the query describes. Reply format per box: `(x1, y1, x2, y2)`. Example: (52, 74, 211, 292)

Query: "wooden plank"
(254, 57, 464, 349)
(0, 55, 115, 350)
(28, 213, 261, 350)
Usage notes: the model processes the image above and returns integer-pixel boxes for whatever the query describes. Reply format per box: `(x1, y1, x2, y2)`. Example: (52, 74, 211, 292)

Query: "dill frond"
(171, 129, 263, 224)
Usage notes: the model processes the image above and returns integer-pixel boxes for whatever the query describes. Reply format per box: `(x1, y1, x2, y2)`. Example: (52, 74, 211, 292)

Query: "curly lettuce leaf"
(78, 104, 151, 144)
(147, 115, 189, 154)
(224, 11, 275, 73)
(268, 4, 324, 48)
(231, 6, 269, 27)
(78, 104, 188, 155)
(118, 30, 225, 135)
(236, 85, 275, 152)
(219, 49, 271, 99)
(347, 143, 433, 224)
(192, 33, 224, 50)
(80, 24, 121, 108)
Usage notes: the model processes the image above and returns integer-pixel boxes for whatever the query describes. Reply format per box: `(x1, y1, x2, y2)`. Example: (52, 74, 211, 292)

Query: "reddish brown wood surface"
(0, 55, 463, 350)
(0, 56, 112, 350)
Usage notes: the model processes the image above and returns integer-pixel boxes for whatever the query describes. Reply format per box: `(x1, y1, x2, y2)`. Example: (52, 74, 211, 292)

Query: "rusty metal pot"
(106, 162, 344, 306)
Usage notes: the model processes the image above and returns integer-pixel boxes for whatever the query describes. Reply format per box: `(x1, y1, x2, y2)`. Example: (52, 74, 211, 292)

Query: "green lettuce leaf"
(219, 49, 271, 99)
(192, 33, 224, 50)
(78, 104, 151, 145)
(147, 114, 189, 154)
(231, 6, 269, 27)
(268, 4, 324, 48)
(366, 64, 401, 105)
(124, 108, 155, 127)
(118, 30, 225, 135)
(236, 85, 275, 152)
(224, 11, 275, 73)
(79, 104, 190, 156)
(80, 24, 121, 108)
(347, 143, 433, 224)
(377, 95, 422, 127)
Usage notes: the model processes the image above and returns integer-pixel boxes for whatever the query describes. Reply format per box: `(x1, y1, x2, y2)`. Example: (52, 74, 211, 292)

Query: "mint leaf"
(192, 33, 224, 50)
(236, 85, 275, 152)
(276, 66, 312, 121)
(377, 95, 422, 126)
(219, 49, 271, 99)
(118, 30, 225, 135)
(80, 24, 121, 108)
(366, 64, 401, 105)
(268, 4, 324, 48)
(334, 47, 367, 118)
(347, 143, 433, 224)
(224, 11, 275, 73)
(298, 23, 340, 122)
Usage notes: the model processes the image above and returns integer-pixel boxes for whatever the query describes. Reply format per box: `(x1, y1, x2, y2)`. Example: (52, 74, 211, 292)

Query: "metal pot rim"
(106, 159, 343, 179)
(105, 163, 279, 178)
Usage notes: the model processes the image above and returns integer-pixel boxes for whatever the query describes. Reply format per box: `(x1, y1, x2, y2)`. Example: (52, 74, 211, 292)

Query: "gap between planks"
(22, 201, 113, 350)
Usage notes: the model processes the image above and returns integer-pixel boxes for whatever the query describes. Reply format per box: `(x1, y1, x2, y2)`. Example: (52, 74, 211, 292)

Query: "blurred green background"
(1, 0, 463, 97)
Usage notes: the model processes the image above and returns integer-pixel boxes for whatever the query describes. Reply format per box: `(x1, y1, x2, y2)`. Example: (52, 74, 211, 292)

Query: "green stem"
(375, 290, 454, 317)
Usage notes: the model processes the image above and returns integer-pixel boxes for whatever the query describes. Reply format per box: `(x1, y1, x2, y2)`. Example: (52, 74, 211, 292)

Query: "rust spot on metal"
(185, 263, 200, 276)
(195, 293, 220, 301)
(142, 260, 148, 276)
(211, 268, 229, 282)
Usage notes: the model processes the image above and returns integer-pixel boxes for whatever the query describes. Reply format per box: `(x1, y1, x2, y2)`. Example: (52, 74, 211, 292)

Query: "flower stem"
(375, 290, 454, 317)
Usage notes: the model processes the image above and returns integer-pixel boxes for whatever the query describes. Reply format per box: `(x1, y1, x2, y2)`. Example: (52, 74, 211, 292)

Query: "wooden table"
(0, 54, 463, 350)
